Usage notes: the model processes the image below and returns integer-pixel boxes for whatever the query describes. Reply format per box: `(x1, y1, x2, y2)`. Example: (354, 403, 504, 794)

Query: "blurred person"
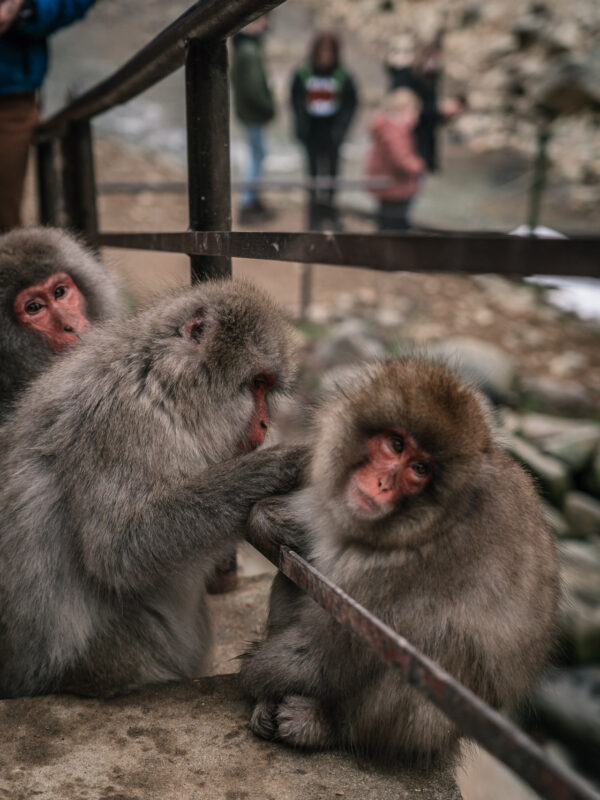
(366, 88, 425, 231)
(231, 14, 276, 225)
(291, 31, 358, 230)
(0, 0, 97, 231)
(386, 31, 465, 173)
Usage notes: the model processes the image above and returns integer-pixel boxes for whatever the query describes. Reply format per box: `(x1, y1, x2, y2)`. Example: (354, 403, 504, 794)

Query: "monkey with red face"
(0, 227, 122, 419)
(241, 357, 559, 764)
(0, 279, 303, 698)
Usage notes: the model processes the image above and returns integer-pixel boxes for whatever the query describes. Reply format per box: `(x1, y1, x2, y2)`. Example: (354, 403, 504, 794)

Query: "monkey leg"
(239, 625, 322, 702)
(276, 695, 336, 750)
(249, 698, 278, 740)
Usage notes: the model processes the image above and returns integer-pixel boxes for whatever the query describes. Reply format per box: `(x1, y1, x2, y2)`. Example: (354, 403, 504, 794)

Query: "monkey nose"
(64, 325, 74, 332)
(259, 421, 267, 430)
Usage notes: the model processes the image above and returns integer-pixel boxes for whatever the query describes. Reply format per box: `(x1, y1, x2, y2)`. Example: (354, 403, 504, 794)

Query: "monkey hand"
(246, 494, 310, 561)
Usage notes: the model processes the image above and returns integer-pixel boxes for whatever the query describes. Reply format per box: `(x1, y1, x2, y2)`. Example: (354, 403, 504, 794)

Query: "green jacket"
(231, 33, 275, 126)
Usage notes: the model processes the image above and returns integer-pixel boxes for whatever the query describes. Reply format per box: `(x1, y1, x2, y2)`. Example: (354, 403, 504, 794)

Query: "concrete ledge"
(0, 674, 462, 800)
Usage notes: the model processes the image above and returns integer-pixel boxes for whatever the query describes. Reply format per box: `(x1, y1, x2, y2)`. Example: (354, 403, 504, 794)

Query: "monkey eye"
(389, 434, 405, 454)
(412, 461, 429, 477)
(54, 285, 66, 299)
(253, 376, 268, 391)
(25, 301, 43, 314)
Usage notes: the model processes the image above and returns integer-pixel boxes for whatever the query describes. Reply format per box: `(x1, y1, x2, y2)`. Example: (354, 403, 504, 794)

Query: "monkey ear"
(179, 308, 206, 343)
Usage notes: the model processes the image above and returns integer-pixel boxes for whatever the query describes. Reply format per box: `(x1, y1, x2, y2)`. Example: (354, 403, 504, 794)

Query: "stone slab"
(0, 674, 461, 800)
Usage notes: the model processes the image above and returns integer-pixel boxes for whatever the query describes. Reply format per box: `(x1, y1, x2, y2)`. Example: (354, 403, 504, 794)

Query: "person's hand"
(0, 0, 25, 35)
(440, 96, 465, 119)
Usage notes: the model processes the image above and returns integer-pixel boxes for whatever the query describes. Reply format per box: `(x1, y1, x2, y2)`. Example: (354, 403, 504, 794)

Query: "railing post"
(185, 37, 232, 282)
(61, 119, 99, 241)
(36, 140, 61, 226)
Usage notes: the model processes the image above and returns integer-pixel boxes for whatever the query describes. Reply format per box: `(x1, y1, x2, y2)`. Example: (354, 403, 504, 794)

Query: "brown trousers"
(0, 92, 40, 232)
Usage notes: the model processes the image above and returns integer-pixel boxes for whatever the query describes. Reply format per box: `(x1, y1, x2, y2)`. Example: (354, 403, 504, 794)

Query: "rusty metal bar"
(95, 230, 600, 278)
(247, 537, 599, 800)
(185, 38, 232, 281)
(35, 140, 61, 226)
(60, 120, 99, 241)
(35, 0, 287, 142)
(97, 177, 393, 194)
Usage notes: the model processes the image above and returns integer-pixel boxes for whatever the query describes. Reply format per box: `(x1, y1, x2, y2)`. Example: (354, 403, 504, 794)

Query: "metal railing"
(33, 2, 600, 799)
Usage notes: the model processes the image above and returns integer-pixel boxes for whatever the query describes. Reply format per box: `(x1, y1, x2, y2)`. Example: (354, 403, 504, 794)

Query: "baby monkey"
(241, 357, 559, 763)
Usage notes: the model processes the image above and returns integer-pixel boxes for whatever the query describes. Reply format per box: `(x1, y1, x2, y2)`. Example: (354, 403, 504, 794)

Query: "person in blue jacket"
(0, 0, 96, 231)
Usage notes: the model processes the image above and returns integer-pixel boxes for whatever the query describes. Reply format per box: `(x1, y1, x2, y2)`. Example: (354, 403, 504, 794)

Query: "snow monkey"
(0, 226, 123, 420)
(241, 357, 559, 764)
(0, 280, 304, 698)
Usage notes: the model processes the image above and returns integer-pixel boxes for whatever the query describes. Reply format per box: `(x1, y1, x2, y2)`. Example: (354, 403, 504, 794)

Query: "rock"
(560, 586, 600, 663)
(535, 55, 600, 116)
(375, 306, 404, 327)
(541, 501, 570, 538)
(531, 667, 600, 756)
(460, 4, 482, 28)
(315, 318, 386, 367)
(306, 302, 332, 325)
(429, 337, 516, 404)
(512, 15, 545, 49)
(507, 436, 572, 506)
(519, 375, 594, 415)
(560, 539, 600, 605)
(583, 446, 600, 498)
(517, 412, 599, 441)
(548, 351, 588, 378)
(564, 492, 600, 537)
(472, 275, 537, 314)
(542, 429, 600, 472)
(543, 21, 582, 54)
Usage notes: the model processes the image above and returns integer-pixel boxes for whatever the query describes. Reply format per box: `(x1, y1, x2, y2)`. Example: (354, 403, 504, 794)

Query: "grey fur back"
(0, 279, 299, 697)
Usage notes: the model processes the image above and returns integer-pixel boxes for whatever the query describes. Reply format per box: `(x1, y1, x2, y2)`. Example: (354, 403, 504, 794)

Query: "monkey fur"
(241, 357, 559, 764)
(0, 227, 123, 419)
(0, 279, 303, 698)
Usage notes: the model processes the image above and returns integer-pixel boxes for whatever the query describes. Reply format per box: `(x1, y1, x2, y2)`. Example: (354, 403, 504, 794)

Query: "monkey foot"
(249, 699, 278, 740)
(276, 695, 333, 749)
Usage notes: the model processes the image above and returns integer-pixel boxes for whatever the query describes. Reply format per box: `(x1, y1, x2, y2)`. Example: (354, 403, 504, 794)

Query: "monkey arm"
(78, 445, 306, 595)
(245, 493, 311, 561)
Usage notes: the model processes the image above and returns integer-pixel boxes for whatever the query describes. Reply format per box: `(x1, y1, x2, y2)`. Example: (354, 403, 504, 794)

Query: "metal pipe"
(35, 0, 287, 142)
(247, 535, 600, 800)
(185, 38, 232, 281)
(95, 230, 600, 278)
(60, 120, 99, 241)
(35, 140, 61, 226)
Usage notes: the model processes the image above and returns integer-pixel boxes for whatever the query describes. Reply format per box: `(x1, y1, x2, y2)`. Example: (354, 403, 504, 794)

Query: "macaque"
(241, 357, 559, 764)
(0, 227, 123, 419)
(0, 280, 303, 698)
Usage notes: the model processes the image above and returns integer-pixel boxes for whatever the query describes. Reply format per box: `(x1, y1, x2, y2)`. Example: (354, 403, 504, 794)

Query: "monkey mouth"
(348, 481, 390, 519)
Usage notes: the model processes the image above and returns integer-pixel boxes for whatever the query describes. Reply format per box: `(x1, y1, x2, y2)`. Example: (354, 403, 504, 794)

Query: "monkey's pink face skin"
(240, 373, 275, 453)
(348, 429, 433, 519)
(13, 272, 90, 352)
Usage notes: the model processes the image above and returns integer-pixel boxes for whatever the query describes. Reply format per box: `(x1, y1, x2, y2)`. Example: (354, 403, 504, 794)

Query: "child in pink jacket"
(366, 88, 425, 230)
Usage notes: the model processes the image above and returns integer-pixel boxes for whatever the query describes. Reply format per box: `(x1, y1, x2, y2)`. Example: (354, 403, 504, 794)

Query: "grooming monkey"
(0, 227, 123, 419)
(0, 280, 303, 698)
(241, 357, 559, 763)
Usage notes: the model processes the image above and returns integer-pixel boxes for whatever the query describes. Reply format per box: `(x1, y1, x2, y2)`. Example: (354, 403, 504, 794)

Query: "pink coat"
(366, 111, 425, 201)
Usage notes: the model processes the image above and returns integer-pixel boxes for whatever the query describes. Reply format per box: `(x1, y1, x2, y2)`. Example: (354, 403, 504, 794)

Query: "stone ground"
(0, 672, 461, 800)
